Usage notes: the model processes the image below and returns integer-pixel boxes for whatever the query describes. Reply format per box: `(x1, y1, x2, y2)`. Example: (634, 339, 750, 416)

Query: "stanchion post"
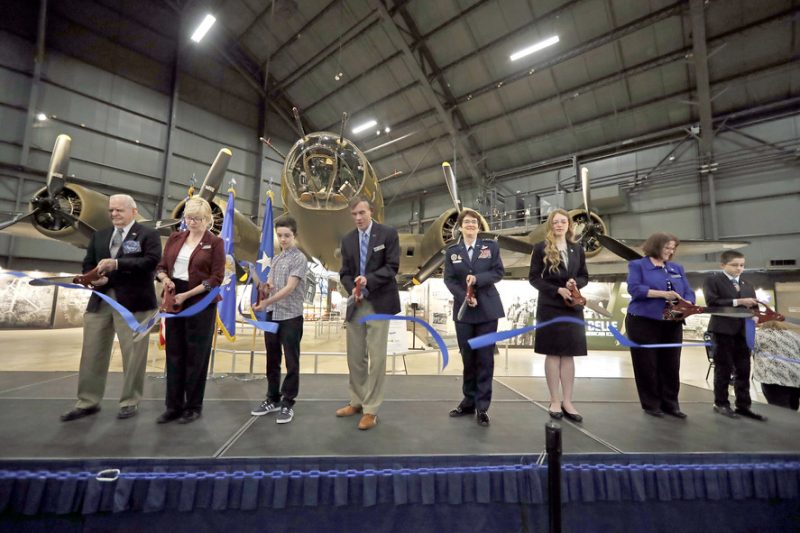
(546, 422, 562, 533)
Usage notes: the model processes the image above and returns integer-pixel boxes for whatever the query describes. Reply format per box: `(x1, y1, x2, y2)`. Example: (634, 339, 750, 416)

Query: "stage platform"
(0, 372, 798, 459)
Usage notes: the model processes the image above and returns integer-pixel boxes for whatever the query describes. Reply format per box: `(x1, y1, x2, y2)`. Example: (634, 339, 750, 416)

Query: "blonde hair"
(183, 197, 213, 229)
(543, 209, 575, 274)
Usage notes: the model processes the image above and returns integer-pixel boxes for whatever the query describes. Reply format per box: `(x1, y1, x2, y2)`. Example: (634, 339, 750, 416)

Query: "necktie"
(732, 279, 740, 292)
(110, 228, 124, 257)
(467, 246, 473, 261)
(359, 232, 369, 276)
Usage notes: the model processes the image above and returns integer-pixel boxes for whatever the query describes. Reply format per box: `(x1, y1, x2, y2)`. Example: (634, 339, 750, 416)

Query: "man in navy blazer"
(704, 250, 766, 421)
(61, 194, 161, 422)
(444, 209, 505, 426)
(336, 196, 400, 430)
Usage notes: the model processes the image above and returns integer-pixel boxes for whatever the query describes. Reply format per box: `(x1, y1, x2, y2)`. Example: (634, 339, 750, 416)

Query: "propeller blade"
(198, 148, 233, 202)
(140, 218, 182, 236)
(581, 166, 591, 214)
(411, 247, 447, 286)
(478, 232, 533, 254)
(0, 210, 38, 232)
(441, 162, 461, 213)
(597, 234, 642, 261)
(46, 134, 72, 198)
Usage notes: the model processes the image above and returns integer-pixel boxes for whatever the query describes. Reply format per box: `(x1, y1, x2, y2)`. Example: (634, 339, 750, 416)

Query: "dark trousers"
(761, 383, 800, 411)
(265, 313, 303, 408)
(712, 331, 752, 409)
(455, 320, 498, 412)
(164, 283, 216, 413)
(626, 314, 683, 412)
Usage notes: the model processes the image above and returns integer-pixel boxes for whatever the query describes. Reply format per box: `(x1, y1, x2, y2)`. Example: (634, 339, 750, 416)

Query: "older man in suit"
(337, 196, 400, 430)
(61, 194, 161, 421)
(704, 250, 766, 421)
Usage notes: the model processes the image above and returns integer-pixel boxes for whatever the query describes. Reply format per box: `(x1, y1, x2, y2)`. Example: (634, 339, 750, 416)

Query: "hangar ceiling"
(6, 0, 800, 204)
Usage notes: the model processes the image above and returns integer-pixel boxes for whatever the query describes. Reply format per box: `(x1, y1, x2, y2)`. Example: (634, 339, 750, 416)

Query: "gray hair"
(109, 194, 137, 210)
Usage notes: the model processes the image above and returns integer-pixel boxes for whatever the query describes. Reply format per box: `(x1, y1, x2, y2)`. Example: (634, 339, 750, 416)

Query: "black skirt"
(534, 302, 587, 356)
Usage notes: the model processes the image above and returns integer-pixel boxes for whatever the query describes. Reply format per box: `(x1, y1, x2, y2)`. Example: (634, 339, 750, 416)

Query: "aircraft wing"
(586, 238, 750, 263)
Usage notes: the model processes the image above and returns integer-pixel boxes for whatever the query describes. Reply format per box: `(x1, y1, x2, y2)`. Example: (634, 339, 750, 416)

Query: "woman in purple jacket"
(625, 232, 695, 418)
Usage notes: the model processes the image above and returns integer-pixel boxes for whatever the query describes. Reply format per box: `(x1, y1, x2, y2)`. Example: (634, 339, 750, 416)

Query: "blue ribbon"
(359, 314, 449, 369)
(234, 262, 279, 334)
(4, 270, 229, 335)
(756, 353, 800, 364)
(135, 287, 222, 334)
(607, 325, 711, 349)
(745, 319, 756, 350)
(5, 271, 149, 333)
(468, 316, 711, 350)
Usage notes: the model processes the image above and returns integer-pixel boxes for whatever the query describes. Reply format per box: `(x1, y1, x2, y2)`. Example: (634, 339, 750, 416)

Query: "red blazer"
(157, 230, 225, 301)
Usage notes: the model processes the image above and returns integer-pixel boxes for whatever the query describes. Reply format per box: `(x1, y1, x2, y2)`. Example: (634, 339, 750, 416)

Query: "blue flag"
(217, 190, 237, 340)
(255, 192, 274, 283)
(250, 192, 274, 319)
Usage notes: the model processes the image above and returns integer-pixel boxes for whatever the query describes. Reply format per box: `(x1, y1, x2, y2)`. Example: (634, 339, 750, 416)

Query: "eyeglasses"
(461, 219, 479, 226)
(185, 216, 203, 223)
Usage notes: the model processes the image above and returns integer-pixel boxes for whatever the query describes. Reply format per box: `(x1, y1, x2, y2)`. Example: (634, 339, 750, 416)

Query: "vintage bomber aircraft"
(2, 121, 748, 284)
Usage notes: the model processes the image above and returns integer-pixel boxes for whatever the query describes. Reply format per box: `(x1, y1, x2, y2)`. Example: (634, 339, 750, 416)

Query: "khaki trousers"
(345, 300, 390, 415)
(75, 291, 154, 408)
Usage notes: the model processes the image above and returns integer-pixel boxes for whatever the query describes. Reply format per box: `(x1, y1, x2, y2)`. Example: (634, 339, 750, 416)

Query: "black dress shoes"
(60, 405, 100, 422)
(156, 410, 183, 424)
(713, 405, 738, 418)
(449, 405, 476, 417)
(117, 405, 138, 419)
(735, 408, 767, 421)
(548, 410, 563, 420)
(561, 404, 583, 423)
(178, 410, 201, 424)
(643, 408, 664, 417)
(476, 411, 490, 427)
(663, 409, 688, 419)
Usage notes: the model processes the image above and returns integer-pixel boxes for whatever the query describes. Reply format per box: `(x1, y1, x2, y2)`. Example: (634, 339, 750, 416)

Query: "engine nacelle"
(29, 184, 110, 247)
(567, 208, 607, 258)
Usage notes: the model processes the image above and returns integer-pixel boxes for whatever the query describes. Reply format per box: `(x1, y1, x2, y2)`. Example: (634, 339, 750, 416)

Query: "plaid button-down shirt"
(266, 246, 307, 320)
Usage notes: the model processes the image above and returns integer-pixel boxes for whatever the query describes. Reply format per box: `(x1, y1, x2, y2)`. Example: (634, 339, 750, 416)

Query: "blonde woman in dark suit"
(529, 209, 589, 422)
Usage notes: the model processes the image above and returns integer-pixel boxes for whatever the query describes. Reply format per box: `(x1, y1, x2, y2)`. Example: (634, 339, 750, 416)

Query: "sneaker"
(276, 406, 294, 424)
(251, 400, 280, 416)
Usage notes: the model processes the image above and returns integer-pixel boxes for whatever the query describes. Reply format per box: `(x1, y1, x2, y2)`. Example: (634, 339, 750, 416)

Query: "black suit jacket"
(339, 222, 401, 315)
(704, 272, 756, 336)
(443, 239, 505, 324)
(528, 241, 589, 310)
(83, 221, 162, 313)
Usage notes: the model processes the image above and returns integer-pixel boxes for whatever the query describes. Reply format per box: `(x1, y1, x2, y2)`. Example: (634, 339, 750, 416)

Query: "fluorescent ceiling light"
(191, 14, 216, 43)
(351, 119, 377, 134)
(510, 35, 559, 61)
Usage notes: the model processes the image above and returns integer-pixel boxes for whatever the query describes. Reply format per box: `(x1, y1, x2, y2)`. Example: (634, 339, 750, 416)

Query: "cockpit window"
(283, 133, 370, 210)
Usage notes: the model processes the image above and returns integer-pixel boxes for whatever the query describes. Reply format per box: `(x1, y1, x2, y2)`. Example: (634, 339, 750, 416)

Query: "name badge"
(373, 244, 385, 252)
(122, 240, 141, 254)
(670, 274, 682, 278)
(201, 244, 212, 250)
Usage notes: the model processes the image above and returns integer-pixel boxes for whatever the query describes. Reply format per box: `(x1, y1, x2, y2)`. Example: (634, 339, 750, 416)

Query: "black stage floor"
(1, 372, 798, 459)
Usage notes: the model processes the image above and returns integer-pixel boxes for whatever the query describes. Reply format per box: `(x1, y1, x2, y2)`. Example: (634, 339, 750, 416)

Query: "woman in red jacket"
(155, 197, 225, 424)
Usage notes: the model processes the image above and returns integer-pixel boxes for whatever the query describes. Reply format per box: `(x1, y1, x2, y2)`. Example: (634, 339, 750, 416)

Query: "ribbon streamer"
(235, 262, 279, 334)
(607, 325, 712, 349)
(4, 270, 231, 336)
(359, 314, 449, 369)
(468, 316, 711, 350)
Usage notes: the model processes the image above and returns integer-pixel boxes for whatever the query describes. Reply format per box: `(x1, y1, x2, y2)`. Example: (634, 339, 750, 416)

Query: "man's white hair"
(109, 194, 137, 209)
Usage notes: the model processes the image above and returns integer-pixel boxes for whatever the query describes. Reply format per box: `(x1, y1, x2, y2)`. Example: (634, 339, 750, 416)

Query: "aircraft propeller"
(0, 135, 95, 239)
(578, 166, 641, 261)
